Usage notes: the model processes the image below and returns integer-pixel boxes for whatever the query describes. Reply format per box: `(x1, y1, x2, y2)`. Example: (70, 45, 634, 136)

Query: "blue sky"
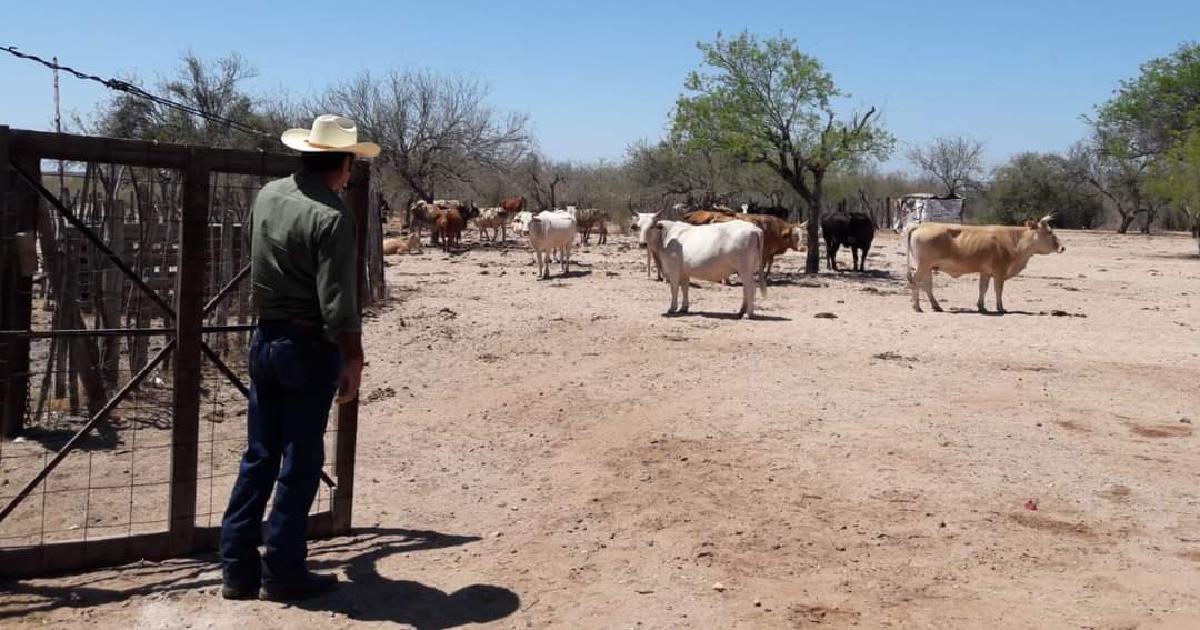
(2, 0, 1197, 172)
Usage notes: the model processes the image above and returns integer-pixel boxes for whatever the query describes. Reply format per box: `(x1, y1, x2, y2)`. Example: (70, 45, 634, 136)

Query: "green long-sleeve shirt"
(248, 171, 360, 334)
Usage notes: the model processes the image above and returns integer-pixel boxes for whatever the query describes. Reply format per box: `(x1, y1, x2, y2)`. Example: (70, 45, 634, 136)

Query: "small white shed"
(893, 193, 964, 230)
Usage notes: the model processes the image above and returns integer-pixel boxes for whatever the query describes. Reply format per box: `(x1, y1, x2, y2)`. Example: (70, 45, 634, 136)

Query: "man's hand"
(336, 355, 364, 405)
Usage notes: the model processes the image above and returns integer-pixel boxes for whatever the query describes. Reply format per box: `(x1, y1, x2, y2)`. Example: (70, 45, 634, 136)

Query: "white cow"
(474, 207, 509, 242)
(528, 211, 578, 279)
(512, 210, 535, 236)
(646, 220, 766, 318)
(631, 212, 661, 279)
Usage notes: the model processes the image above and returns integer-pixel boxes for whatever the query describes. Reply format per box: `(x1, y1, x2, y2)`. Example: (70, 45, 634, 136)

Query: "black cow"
(744, 204, 791, 221)
(820, 211, 875, 272)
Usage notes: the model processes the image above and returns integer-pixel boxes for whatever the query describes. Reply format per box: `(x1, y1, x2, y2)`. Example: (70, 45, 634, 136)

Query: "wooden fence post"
(168, 152, 209, 554)
(331, 160, 369, 534)
(1, 127, 36, 439)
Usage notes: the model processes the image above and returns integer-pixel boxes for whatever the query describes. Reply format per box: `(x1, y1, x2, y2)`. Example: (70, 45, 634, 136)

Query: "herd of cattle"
(383, 197, 1070, 317)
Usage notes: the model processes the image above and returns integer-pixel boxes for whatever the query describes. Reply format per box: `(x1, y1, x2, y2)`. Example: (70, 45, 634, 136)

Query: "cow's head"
(632, 212, 658, 248)
(784, 222, 808, 251)
(1025, 215, 1065, 254)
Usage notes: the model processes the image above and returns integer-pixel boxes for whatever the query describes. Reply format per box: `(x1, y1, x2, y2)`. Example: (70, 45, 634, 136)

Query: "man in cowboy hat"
(219, 115, 379, 601)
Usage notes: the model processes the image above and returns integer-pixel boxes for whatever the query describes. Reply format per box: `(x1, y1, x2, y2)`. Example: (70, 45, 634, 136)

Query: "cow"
(905, 215, 1066, 314)
(528, 210, 578, 279)
(474, 207, 509, 242)
(684, 211, 804, 279)
(821, 211, 876, 272)
(434, 207, 465, 252)
(631, 212, 662, 279)
(408, 200, 438, 240)
(500, 196, 526, 213)
(382, 233, 422, 255)
(742, 203, 791, 221)
(629, 205, 692, 279)
(568, 207, 608, 245)
(646, 220, 767, 318)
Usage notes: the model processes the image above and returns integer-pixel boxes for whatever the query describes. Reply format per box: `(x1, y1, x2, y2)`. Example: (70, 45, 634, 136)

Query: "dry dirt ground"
(2, 228, 1199, 629)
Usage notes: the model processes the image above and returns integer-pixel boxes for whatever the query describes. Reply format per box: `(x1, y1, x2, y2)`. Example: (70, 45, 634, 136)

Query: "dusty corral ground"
(2, 228, 1199, 629)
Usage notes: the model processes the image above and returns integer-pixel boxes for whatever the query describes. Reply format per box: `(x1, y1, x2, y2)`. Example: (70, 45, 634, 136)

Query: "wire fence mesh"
(0, 130, 365, 578)
(0, 166, 332, 552)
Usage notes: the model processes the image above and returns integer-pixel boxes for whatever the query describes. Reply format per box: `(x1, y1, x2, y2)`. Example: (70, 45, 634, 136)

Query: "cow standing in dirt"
(434, 207, 465, 252)
(821, 211, 876, 272)
(905, 215, 1066, 313)
(647, 220, 767, 318)
(528, 211, 578, 279)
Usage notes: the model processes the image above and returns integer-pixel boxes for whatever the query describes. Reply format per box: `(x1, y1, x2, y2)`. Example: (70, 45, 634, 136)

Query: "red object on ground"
(1023, 499, 1039, 511)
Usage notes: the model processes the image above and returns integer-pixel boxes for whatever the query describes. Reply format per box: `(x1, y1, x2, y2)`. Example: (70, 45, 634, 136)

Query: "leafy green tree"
(87, 52, 281, 151)
(672, 31, 893, 272)
(990, 152, 1105, 229)
(1094, 42, 1200, 159)
(1085, 42, 1200, 232)
(1147, 126, 1200, 236)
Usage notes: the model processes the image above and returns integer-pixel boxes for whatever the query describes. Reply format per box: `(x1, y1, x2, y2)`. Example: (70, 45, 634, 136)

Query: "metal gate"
(0, 127, 370, 578)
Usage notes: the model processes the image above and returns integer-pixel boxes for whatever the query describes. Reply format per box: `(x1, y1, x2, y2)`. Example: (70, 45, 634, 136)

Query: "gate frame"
(0, 127, 367, 578)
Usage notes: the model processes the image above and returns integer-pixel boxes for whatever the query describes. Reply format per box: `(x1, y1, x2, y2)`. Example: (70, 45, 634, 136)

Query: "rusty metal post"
(168, 152, 209, 553)
(1, 127, 36, 438)
(331, 160, 369, 533)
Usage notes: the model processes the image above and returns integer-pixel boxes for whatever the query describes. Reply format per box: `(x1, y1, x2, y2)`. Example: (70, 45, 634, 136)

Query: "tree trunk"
(804, 171, 825, 274)
(1116, 212, 1135, 234)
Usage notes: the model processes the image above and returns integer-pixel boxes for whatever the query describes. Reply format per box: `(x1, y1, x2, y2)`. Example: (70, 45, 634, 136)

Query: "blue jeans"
(219, 322, 340, 585)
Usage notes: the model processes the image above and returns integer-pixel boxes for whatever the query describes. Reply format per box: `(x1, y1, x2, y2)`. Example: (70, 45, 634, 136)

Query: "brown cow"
(905, 216, 1065, 313)
(684, 211, 804, 278)
(434, 207, 465, 252)
(500, 196, 526, 213)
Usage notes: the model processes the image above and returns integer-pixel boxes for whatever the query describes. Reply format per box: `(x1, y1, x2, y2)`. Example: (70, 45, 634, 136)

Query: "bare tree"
(906, 135, 985, 197)
(321, 70, 531, 205)
(520, 153, 567, 211)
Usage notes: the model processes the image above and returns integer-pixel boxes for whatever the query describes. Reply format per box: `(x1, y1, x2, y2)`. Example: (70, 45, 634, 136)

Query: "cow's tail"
(902, 222, 918, 284)
(755, 229, 768, 298)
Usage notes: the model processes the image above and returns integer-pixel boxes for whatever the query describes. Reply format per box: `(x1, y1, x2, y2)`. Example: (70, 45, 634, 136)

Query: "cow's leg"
(994, 276, 1006, 314)
(851, 247, 860, 272)
(827, 240, 840, 272)
(739, 270, 754, 318)
(910, 267, 923, 312)
(977, 274, 991, 313)
(859, 244, 871, 272)
(679, 275, 690, 313)
(668, 277, 680, 314)
(923, 269, 942, 312)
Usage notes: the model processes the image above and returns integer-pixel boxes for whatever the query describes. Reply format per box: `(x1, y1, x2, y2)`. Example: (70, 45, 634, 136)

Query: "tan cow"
(383, 233, 422, 255)
(905, 216, 1065, 314)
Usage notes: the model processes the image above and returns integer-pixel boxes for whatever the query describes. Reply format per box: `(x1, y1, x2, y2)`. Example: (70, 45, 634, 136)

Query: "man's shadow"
(298, 528, 520, 629)
(0, 528, 519, 630)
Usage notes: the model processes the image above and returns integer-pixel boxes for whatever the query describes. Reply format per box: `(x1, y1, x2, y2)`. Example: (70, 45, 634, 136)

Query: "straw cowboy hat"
(281, 115, 380, 158)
